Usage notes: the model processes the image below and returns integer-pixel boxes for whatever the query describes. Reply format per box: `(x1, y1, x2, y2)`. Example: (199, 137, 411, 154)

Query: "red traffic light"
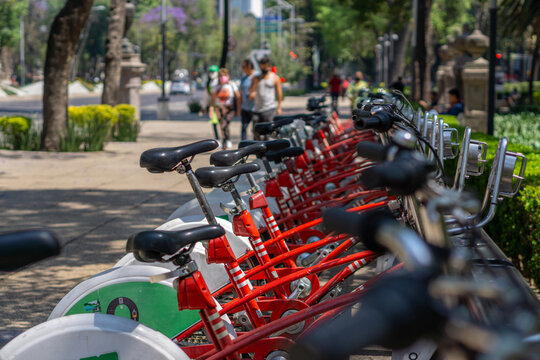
(496, 53, 502, 59)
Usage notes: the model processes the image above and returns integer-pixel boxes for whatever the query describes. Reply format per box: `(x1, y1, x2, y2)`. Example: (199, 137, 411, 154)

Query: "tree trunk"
(41, 0, 94, 151)
(393, 22, 411, 81)
(415, 0, 434, 100)
(415, 0, 426, 100)
(101, 0, 126, 106)
(0, 46, 13, 84)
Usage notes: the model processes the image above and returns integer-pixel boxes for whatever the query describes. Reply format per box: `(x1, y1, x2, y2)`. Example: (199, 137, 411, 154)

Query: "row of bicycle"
(1, 90, 538, 360)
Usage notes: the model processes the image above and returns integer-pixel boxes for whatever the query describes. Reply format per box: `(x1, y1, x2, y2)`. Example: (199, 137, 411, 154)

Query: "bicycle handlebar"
(356, 141, 390, 162)
(323, 208, 435, 270)
(354, 111, 395, 132)
(291, 272, 443, 360)
(360, 153, 435, 195)
(0, 230, 61, 271)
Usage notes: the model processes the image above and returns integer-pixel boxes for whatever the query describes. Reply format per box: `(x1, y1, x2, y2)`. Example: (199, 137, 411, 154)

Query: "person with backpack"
(208, 68, 241, 149)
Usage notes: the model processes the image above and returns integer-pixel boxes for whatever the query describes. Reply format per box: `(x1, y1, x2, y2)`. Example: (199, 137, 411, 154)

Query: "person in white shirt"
(249, 57, 282, 140)
(209, 68, 241, 149)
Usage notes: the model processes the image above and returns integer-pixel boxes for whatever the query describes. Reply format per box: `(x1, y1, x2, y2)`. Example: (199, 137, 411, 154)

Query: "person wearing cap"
(204, 65, 220, 139)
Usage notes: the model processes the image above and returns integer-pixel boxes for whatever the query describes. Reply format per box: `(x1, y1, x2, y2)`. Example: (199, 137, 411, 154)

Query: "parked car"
(170, 80, 191, 95)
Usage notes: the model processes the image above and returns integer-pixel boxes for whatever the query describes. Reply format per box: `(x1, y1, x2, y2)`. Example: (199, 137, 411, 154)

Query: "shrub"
(283, 88, 308, 97)
(442, 115, 540, 287)
(188, 99, 202, 114)
(494, 112, 540, 150)
(64, 105, 116, 151)
(0, 116, 40, 150)
(113, 104, 139, 142)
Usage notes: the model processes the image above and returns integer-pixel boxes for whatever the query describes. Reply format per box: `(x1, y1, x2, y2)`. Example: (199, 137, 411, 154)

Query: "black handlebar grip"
(291, 272, 442, 360)
(360, 154, 434, 195)
(322, 208, 394, 253)
(355, 111, 394, 132)
(351, 109, 372, 121)
(0, 230, 61, 271)
(356, 142, 389, 162)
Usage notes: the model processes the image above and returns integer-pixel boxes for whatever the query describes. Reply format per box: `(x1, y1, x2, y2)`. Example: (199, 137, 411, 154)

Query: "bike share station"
(1, 89, 538, 360)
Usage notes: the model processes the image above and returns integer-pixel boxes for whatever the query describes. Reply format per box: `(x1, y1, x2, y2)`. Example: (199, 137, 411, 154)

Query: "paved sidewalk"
(0, 94, 372, 352)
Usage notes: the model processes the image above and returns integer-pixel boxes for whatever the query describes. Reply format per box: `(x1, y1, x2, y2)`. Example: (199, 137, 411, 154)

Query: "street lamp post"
(389, 33, 399, 84)
(487, 0, 497, 135)
(384, 35, 391, 86)
(20, 16, 25, 87)
(157, 0, 170, 120)
(375, 43, 382, 84)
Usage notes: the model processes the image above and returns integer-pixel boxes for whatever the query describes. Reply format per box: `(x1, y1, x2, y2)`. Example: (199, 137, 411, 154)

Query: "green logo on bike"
(80, 352, 119, 360)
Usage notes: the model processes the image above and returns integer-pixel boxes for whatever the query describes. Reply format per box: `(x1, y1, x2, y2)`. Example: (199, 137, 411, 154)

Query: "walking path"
(0, 94, 386, 358)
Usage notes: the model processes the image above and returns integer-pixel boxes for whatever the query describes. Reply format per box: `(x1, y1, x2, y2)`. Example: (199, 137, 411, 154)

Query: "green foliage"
(283, 88, 309, 97)
(187, 99, 202, 114)
(0, 115, 39, 150)
(494, 113, 540, 150)
(442, 117, 540, 286)
(0, 0, 27, 49)
(509, 104, 540, 114)
(502, 81, 540, 94)
(64, 105, 117, 152)
(113, 104, 139, 142)
(431, 0, 475, 43)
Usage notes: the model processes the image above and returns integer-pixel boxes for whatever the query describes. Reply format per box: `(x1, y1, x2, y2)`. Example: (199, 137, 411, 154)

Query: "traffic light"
(495, 52, 502, 66)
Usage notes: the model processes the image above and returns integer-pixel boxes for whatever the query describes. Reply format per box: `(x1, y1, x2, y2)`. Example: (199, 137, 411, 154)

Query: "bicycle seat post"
(180, 159, 218, 225)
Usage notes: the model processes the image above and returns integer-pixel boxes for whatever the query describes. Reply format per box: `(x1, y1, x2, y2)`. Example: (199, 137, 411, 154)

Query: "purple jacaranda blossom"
(141, 5, 198, 33)
(32, 0, 48, 11)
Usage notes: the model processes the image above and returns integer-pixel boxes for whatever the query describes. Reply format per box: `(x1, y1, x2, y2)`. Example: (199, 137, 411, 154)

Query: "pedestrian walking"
(249, 57, 282, 140)
(209, 68, 241, 149)
(204, 65, 220, 139)
(239, 59, 255, 140)
(342, 77, 350, 100)
(346, 71, 369, 111)
(329, 71, 342, 116)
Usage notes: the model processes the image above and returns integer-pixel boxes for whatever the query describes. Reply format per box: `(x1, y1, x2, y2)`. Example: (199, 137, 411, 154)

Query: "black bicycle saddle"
(195, 163, 260, 188)
(140, 139, 219, 173)
(126, 225, 225, 263)
(265, 147, 304, 163)
(210, 143, 267, 166)
(254, 118, 294, 136)
(238, 139, 291, 153)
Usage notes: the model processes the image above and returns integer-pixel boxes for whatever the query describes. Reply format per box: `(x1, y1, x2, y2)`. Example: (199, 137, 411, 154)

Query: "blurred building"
(218, 0, 263, 18)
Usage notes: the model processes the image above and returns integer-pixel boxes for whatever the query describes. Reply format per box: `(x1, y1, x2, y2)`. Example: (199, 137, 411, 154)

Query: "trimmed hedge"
(63, 104, 138, 152)
(441, 114, 540, 286)
(113, 104, 139, 142)
(0, 115, 40, 150)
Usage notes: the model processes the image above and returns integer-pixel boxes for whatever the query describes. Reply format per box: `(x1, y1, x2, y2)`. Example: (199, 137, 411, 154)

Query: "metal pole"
(219, 0, 229, 67)
(291, 5, 295, 51)
(160, 0, 166, 99)
(261, 0, 265, 48)
(157, 0, 170, 120)
(487, 0, 497, 135)
(278, 7, 282, 50)
(383, 34, 389, 86)
(412, 0, 418, 100)
(19, 16, 25, 87)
